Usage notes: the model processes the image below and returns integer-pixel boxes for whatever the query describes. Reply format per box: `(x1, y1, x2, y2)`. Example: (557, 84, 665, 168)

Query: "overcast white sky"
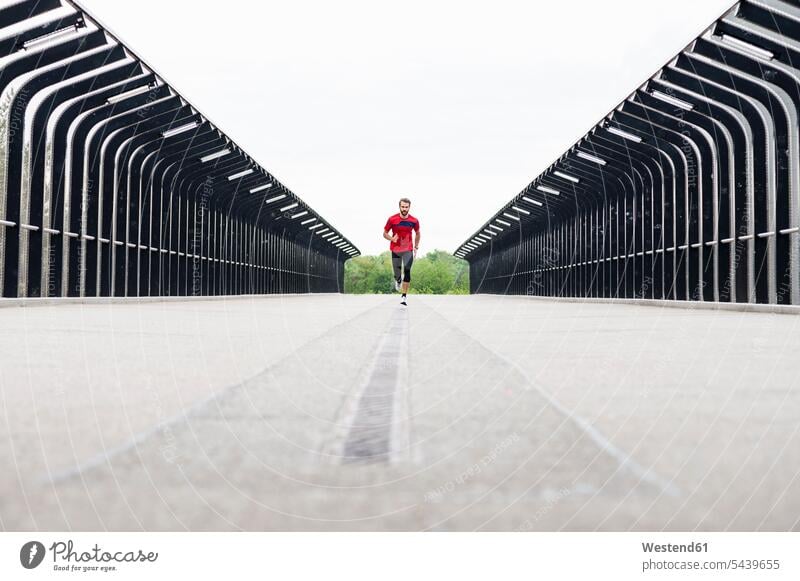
(81, 0, 734, 256)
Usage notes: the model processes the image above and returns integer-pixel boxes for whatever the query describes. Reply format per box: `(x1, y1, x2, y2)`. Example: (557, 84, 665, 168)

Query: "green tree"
(344, 250, 469, 294)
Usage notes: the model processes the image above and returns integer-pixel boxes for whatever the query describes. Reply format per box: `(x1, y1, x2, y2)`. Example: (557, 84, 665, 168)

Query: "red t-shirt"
(384, 213, 420, 253)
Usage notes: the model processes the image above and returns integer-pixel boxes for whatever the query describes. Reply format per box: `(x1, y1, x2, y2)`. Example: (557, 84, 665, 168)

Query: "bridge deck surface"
(1, 295, 798, 530)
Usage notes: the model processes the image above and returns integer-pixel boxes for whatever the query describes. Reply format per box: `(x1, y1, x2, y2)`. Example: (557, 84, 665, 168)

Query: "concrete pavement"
(0, 294, 798, 530)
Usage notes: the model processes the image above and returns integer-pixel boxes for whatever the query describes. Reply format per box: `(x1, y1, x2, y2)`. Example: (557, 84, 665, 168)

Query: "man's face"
(399, 202, 410, 216)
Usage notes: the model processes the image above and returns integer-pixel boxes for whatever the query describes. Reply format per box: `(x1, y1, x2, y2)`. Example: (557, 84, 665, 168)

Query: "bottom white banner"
(0, 532, 797, 580)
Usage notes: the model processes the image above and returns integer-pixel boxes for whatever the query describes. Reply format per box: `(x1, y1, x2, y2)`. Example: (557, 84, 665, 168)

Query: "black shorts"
(391, 251, 414, 283)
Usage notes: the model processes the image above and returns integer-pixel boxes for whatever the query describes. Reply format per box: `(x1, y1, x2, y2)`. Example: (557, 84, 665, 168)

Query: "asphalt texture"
(1, 294, 798, 531)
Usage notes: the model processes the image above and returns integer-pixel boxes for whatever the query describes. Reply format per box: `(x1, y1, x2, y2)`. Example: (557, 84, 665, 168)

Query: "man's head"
(399, 197, 411, 217)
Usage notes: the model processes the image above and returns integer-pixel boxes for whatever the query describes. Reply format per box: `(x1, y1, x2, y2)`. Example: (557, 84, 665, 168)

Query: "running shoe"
(394, 279, 401, 292)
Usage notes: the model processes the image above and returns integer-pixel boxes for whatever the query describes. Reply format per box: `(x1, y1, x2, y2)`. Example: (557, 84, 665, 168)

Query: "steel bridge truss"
(456, 0, 800, 305)
(0, 0, 358, 299)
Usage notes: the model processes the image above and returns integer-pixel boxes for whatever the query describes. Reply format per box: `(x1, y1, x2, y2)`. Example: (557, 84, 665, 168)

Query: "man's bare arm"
(384, 229, 398, 243)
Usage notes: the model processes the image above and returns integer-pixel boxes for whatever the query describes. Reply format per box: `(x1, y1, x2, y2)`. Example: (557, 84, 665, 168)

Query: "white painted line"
(452, 323, 681, 497)
(529, 380, 679, 495)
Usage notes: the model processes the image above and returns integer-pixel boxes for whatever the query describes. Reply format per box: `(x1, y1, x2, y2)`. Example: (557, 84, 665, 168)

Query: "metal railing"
(0, 0, 358, 298)
(455, 0, 800, 305)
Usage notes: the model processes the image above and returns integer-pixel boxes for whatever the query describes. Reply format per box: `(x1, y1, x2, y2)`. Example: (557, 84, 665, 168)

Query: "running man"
(383, 197, 420, 306)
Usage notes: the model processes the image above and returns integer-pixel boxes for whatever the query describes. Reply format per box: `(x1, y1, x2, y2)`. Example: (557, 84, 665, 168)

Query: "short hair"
(399, 197, 411, 205)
